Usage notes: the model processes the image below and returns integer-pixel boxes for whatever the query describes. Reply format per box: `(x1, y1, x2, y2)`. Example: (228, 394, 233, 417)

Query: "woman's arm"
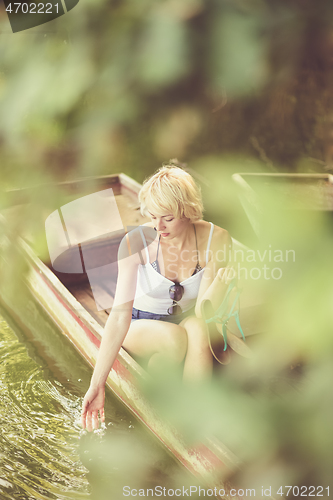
(195, 227, 232, 317)
(81, 232, 141, 431)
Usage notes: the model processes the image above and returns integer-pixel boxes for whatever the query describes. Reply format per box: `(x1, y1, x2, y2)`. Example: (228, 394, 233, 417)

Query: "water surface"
(0, 311, 145, 500)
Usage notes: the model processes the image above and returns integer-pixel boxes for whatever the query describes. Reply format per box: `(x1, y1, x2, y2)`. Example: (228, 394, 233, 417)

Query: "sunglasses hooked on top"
(168, 282, 184, 315)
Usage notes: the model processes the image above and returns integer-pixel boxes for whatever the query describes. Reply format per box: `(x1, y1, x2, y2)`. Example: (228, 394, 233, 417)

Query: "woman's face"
(147, 208, 188, 239)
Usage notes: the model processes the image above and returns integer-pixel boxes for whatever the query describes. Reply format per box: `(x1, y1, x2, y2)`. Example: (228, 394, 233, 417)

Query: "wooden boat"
(232, 172, 333, 238)
(0, 173, 241, 498)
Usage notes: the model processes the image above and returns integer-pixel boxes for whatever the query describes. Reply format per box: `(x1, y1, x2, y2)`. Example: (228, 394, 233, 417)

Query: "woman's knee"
(183, 316, 210, 349)
(162, 324, 188, 362)
(184, 316, 206, 327)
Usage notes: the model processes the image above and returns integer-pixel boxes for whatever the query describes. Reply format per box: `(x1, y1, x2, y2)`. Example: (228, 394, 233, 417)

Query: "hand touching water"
(81, 385, 105, 431)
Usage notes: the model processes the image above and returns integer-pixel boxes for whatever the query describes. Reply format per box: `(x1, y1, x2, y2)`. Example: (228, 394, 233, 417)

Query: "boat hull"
(0, 174, 240, 499)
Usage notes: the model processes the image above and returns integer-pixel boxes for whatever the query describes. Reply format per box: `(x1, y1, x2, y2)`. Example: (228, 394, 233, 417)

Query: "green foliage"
(209, 6, 268, 96)
(0, 0, 333, 496)
(136, 7, 191, 88)
(0, 0, 332, 191)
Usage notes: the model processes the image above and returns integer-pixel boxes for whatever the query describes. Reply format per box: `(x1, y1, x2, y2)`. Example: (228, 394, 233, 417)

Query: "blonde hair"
(139, 163, 204, 222)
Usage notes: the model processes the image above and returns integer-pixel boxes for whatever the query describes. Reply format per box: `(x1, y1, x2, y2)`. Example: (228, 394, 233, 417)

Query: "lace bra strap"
(193, 224, 200, 267)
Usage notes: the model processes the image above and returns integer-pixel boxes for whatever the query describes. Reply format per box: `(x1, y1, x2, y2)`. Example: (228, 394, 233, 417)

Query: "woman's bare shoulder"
(212, 225, 231, 244)
(212, 227, 232, 253)
(194, 220, 212, 236)
(196, 220, 231, 245)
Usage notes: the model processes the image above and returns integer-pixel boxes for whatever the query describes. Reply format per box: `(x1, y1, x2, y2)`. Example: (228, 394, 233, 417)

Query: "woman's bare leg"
(122, 319, 188, 371)
(180, 316, 213, 382)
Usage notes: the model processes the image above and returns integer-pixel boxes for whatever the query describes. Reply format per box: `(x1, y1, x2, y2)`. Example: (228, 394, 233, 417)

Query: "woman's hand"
(81, 385, 105, 431)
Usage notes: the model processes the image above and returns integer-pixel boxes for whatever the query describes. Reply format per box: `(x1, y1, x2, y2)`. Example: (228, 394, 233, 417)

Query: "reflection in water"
(0, 314, 90, 499)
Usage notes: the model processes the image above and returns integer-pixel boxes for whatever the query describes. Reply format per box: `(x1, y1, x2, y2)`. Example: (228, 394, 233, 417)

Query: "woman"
(81, 164, 231, 431)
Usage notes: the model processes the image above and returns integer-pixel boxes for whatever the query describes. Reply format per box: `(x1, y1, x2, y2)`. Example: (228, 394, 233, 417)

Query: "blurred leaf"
(209, 7, 268, 97)
(136, 6, 191, 88)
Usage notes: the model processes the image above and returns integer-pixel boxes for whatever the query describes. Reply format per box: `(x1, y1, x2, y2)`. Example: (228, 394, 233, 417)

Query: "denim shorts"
(131, 307, 195, 325)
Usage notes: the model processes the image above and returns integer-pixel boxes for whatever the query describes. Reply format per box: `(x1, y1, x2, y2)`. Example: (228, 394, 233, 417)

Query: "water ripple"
(0, 316, 90, 500)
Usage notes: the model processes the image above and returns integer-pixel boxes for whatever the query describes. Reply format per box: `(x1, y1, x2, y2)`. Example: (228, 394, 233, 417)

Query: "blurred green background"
(1, 0, 333, 188)
(0, 0, 333, 498)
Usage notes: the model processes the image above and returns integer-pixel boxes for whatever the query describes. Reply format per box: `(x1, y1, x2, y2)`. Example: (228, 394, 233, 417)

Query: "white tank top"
(133, 223, 214, 314)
